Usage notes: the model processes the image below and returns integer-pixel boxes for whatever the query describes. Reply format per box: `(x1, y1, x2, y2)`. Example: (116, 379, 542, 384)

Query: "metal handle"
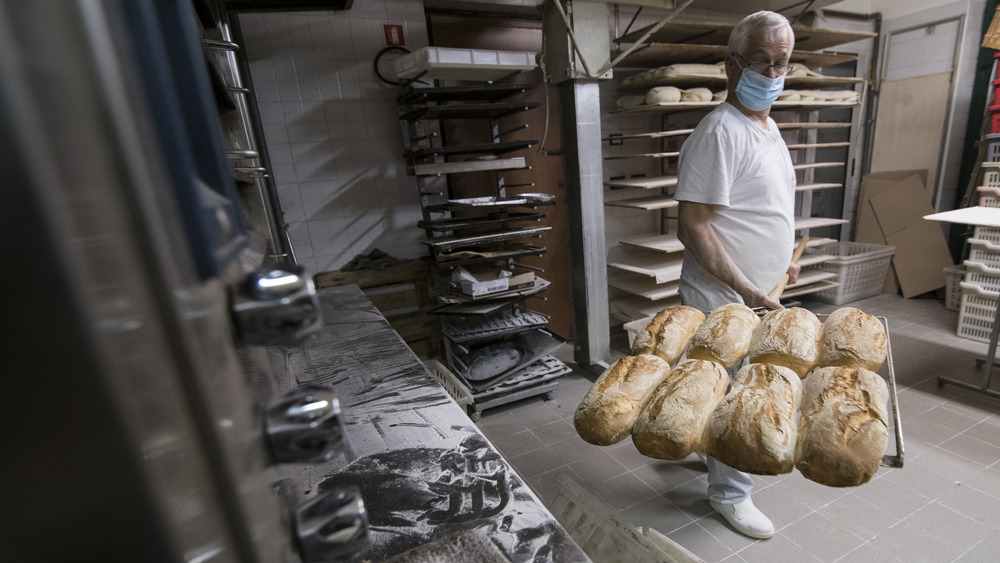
(294, 487, 369, 562)
(230, 266, 322, 346)
(265, 384, 345, 464)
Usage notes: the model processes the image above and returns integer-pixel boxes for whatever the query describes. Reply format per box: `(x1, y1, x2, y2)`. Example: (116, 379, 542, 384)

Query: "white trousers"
(707, 358, 753, 504)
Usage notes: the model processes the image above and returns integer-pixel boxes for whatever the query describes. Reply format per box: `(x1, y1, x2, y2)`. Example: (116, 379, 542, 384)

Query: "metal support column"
(559, 79, 610, 373)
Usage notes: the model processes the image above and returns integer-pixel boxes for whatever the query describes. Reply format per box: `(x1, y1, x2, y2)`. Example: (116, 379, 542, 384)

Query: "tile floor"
(475, 293, 1000, 562)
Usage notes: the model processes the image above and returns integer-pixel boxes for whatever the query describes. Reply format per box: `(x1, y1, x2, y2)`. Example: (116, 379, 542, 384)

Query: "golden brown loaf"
(749, 307, 822, 378)
(702, 363, 802, 475)
(795, 366, 889, 487)
(817, 307, 887, 372)
(630, 306, 706, 365)
(685, 303, 760, 370)
(631, 359, 729, 460)
(574, 354, 672, 446)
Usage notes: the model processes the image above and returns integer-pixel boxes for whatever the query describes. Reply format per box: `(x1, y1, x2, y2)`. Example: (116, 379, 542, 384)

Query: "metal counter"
(269, 284, 589, 562)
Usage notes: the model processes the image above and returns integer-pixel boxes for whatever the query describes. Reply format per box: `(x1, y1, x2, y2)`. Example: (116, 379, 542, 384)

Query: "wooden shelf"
(607, 252, 684, 284)
(611, 100, 859, 115)
(604, 151, 680, 161)
(610, 295, 681, 323)
(607, 162, 843, 190)
(619, 71, 861, 91)
(604, 122, 847, 144)
(605, 195, 678, 210)
(616, 21, 875, 52)
(777, 122, 851, 130)
(621, 233, 684, 254)
(608, 271, 680, 301)
(787, 142, 851, 151)
(615, 43, 859, 72)
(795, 216, 849, 231)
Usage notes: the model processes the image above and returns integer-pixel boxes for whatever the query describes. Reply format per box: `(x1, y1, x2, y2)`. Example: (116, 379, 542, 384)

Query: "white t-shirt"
(674, 102, 796, 312)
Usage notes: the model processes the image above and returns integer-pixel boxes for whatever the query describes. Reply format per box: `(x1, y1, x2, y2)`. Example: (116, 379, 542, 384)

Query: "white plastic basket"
(973, 226, 1000, 244)
(423, 359, 473, 409)
(964, 260, 1000, 293)
(623, 315, 655, 349)
(968, 238, 1000, 268)
(944, 265, 965, 311)
(803, 242, 896, 305)
(394, 47, 536, 80)
(957, 281, 1000, 343)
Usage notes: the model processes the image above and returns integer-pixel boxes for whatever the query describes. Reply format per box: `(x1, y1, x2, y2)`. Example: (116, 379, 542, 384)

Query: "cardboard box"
(856, 170, 954, 298)
(460, 271, 535, 298)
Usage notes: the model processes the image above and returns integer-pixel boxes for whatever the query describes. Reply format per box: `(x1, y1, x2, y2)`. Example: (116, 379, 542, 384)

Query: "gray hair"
(728, 11, 794, 56)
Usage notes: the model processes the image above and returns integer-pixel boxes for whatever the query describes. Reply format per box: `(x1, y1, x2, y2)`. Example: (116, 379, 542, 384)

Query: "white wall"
(239, 1, 430, 274)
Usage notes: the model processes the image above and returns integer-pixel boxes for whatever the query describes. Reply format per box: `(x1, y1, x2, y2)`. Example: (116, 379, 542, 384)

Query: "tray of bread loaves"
(575, 304, 903, 488)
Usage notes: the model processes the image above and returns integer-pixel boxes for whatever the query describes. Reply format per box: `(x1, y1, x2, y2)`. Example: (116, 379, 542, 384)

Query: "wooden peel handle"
(767, 236, 810, 302)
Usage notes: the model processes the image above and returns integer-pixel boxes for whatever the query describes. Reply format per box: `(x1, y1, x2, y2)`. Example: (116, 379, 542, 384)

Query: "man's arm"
(677, 201, 782, 309)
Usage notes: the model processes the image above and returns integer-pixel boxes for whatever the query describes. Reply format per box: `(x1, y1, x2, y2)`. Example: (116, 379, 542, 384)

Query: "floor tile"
(471, 292, 1000, 560)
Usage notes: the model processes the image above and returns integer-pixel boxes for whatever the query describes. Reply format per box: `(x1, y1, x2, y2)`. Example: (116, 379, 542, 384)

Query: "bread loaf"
(795, 366, 889, 487)
(685, 303, 759, 370)
(574, 354, 671, 446)
(680, 87, 713, 102)
(630, 306, 706, 365)
(645, 86, 681, 104)
(817, 307, 887, 371)
(632, 359, 729, 460)
(749, 307, 821, 378)
(702, 363, 802, 475)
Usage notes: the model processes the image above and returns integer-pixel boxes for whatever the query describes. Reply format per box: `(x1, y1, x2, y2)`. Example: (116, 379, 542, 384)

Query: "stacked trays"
(958, 227, 1000, 342)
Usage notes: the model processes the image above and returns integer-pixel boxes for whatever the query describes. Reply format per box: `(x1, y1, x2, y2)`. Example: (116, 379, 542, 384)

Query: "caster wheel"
(544, 391, 556, 401)
(470, 411, 481, 422)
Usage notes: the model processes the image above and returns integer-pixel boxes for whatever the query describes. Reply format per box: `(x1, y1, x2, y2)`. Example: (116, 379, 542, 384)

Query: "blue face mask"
(734, 67, 785, 111)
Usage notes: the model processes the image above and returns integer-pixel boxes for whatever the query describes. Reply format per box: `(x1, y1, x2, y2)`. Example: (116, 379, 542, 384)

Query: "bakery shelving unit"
(602, 18, 874, 323)
(394, 51, 570, 420)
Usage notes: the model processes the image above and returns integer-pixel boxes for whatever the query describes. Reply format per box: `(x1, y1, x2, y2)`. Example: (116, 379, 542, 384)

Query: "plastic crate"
(423, 359, 473, 409)
(957, 281, 1000, 343)
(623, 315, 656, 349)
(393, 47, 536, 81)
(973, 225, 1000, 244)
(968, 238, 1000, 268)
(964, 260, 1000, 293)
(944, 265, 965, 311)
(803, 242, 896, 305)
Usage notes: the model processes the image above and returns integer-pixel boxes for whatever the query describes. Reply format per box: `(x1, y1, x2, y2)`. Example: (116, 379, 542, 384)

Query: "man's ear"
(724, 54, 741, 79)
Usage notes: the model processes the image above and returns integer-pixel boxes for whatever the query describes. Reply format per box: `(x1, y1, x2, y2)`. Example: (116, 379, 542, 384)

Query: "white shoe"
(709, 498, 775, 539)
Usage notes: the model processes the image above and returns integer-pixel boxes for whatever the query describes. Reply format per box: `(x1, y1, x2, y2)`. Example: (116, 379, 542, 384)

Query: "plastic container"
(623, 315, 655, 348)
(803, 242, 896, 305)
(968, 238, 1000, 268)
(944, 264, 966, 311)
(957, 281, 1000, 343)
(423, 359, 473, 409)
(964, 260, 1000, 293)
(393, 47, 536, 81)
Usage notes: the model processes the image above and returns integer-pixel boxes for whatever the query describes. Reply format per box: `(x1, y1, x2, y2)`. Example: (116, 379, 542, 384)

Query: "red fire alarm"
(383, 24, 405, 46)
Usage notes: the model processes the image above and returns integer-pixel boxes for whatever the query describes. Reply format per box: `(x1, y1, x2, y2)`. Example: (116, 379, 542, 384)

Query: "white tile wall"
(238, 1, 429, 274)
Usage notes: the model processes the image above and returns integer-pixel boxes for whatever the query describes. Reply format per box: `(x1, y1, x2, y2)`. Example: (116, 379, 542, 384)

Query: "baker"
(674, 10, 801, 539)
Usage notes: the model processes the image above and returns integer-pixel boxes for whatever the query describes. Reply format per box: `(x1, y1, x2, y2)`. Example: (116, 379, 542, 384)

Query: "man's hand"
(787, 262, 801, 285)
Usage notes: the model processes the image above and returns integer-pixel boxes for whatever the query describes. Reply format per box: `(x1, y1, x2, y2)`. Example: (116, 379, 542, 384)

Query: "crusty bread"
(795, 366, 889, 487)
(630, 306, 706, 365)
(574, 354, 671, 446)
(817, 307, 887, 371)
(702, 363, 802, 475)
(632, 359, 729, 460)
(749, 307, 822, 378)
(685, 303, 760, 370)
(644, 86, 681, 104)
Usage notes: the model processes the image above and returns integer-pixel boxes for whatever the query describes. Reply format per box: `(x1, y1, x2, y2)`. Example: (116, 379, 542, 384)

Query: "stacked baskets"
(956, 169, 1000, 341)
(804, 242, 896, 305)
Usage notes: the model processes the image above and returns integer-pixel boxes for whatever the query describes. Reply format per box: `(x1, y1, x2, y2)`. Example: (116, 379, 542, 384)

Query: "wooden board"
(621, 233, 685, 254)
(795, 216, 850, 230)
(604, 151, 680, 160)
(607, 272, 681, 301)
(796, 182, 843, 192)
(619, 72, 861, 90)
(610, 295, 682, 322)
(616, 43, 858, 70)
(604, 195, 678, 210)
(607, 252, 684, 284)
(607, 162, 842, 190)
(787, 142, 851, 150)
(616, 21, 875, 51)
(610, 100, 858, 115)
(870, 71, 952, 201)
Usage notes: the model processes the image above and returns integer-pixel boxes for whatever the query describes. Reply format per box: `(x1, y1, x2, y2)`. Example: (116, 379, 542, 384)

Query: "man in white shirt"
(674, 10, 801, 539)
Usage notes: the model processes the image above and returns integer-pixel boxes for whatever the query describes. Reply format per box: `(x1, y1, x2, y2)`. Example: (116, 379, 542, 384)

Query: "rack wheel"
(468, 408, 482, 422)
(544, 391, 556, 401)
